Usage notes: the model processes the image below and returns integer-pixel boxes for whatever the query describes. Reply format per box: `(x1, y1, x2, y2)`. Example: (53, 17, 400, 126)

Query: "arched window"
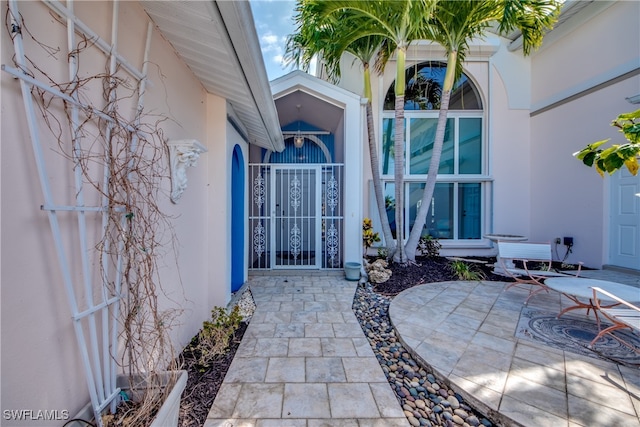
(383, 61, 482, 111)
(381, 61, 487, 241)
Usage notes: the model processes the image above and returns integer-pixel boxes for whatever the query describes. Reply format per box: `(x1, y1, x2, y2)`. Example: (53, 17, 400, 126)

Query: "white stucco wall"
(531, 1, 637, 110)
(1, 1, 236, 421)
(529, 1, 640, 268)
(489, 52, 532, 239)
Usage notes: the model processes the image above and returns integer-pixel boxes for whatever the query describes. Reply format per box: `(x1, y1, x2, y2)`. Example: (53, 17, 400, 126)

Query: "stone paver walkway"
(389, 271, 640, 427)
(205, 274, 408, 427)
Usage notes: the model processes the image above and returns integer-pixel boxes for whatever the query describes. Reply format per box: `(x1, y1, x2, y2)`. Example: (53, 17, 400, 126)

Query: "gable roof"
(143, 1, 284, 152)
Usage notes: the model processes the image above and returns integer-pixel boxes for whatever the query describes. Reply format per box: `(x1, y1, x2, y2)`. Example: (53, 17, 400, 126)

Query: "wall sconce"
(294, 104, 304, 148)
(168, 139, 207, 204)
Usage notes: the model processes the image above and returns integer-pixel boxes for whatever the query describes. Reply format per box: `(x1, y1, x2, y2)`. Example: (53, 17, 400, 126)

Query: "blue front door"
(231, 145, 244, 292)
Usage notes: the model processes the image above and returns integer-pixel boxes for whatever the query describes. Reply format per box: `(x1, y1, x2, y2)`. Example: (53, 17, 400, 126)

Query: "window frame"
(380, 110, 492, 243)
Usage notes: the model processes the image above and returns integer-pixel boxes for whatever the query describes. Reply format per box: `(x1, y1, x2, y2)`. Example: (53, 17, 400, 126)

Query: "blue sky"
(250, 0, 299, 81)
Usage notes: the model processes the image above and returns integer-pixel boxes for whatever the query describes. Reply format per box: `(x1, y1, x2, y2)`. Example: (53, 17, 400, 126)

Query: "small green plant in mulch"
(377, 247, 389, 259)
(449, 260, 486, 281)
(417, 235, 441, 258)
(196, 306, 242, 369)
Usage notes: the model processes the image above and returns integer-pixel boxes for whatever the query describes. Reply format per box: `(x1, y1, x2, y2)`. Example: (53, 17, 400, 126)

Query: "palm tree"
(404, 0, 562, 260)
(288, 0, 437, 264)
(285, 14, 397, 256)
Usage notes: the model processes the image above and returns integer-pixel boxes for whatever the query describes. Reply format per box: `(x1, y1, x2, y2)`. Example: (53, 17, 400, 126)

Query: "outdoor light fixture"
(294, 104, 304, 148)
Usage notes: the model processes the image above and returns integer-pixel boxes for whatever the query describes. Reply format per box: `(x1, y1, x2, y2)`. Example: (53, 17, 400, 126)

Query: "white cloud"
(259, 31, 287, 68)
(250, 0, 296, 79)
(262, 33, 279, 46)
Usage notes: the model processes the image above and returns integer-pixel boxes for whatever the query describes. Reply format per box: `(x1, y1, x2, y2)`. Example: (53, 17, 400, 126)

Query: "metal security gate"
(249, 163, 344, 269)
(273, 166, 320, 267)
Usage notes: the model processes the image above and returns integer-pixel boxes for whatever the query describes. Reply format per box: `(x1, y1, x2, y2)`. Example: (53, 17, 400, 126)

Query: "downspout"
(487, 55, 494, 238)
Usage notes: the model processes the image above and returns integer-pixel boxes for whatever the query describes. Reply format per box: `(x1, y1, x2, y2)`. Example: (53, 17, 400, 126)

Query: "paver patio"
(390, 270, 640, 427)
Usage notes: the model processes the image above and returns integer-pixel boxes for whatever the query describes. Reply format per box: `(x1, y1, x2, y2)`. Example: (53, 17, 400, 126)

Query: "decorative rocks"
(353, 282, 493, 427)
(364, 258, 393, 284)
(235, 289, 256, 320)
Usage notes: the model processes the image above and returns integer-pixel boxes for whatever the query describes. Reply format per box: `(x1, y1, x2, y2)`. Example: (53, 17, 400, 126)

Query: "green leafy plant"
(417, 235, 441, 258)
(362, 217, 381, 253)
(196, 306, 242, 368)
(449, 260, 486, 281)
(574, 109, 640, 176)
(377, 247, 389, 259)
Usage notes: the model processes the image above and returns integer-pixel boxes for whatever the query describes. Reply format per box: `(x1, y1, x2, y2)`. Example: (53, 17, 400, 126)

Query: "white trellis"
(3, 1, 153, 424)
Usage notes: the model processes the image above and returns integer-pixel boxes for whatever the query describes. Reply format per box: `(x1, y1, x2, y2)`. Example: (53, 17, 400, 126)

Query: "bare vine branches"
(7, 7, 183, 425)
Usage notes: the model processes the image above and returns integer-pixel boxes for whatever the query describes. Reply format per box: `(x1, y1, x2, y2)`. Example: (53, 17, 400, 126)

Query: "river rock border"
(352, 281, 495, 427)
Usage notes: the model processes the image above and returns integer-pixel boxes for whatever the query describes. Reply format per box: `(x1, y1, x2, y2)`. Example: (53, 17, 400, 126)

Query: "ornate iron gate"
(249, 164, 343, 269)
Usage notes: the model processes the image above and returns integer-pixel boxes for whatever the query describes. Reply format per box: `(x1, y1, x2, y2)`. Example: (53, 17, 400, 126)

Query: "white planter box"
(70, 370, 188, 427)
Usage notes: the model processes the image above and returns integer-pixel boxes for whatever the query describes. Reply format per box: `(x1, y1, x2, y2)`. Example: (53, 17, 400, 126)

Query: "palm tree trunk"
(363, 64, 395, 258)
(382, 118, 393, 175)
(405, 51, 457, 261)
(392, 47, 407, 264)
(366, 102, 395, 256)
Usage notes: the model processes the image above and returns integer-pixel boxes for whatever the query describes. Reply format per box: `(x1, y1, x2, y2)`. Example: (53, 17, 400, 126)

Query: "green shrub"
(449, 260, 486, 281)
(377, 247, 389, 259)
(417, 235, 441, 258)
(197, 306, 242, 367)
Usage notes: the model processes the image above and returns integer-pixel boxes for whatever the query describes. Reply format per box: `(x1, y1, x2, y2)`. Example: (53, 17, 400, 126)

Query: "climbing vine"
(6, 7, 182, 426)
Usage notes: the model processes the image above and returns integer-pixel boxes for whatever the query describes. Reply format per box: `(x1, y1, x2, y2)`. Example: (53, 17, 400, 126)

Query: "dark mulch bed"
(374, 255, 508, 295)
(178, 322, 247, 427)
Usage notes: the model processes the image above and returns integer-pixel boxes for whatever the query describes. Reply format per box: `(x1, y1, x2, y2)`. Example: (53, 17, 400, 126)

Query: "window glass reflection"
(409, 118, 454, 175)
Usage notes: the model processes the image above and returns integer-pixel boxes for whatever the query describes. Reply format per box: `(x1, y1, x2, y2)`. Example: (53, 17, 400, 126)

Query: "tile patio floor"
(205, 270, 640, 427)
(205, 273, 409, 427)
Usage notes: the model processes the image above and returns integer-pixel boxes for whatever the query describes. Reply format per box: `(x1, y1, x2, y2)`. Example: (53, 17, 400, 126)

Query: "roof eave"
(214, 1, 284, 152)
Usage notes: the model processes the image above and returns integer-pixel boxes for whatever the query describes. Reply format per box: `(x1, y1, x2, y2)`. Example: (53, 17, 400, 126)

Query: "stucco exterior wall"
(530, 1, 640, 268)
(488, 56, 532, 240)
(531, 1, 637, 108)
(1, 1, 231, 421)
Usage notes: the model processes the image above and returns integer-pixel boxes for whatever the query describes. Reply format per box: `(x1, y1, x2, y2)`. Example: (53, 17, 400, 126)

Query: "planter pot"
(344, 262, 361, 281)
(119, 370, 187, 427)
(70, 370, 187, 427)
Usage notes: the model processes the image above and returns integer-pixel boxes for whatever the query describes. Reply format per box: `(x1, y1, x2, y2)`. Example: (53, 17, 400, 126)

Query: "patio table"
(544, 277, 640, 320)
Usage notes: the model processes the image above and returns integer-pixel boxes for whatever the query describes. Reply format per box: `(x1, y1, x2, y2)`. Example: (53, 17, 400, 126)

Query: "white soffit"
(142, 1, 284, 152)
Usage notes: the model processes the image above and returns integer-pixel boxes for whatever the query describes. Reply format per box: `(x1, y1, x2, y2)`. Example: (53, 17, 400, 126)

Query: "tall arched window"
(384, 61, 482, 111)
(381, 61, 487, 241)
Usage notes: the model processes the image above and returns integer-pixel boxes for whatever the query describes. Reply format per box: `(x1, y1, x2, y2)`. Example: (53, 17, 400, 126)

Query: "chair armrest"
(591, 287, 640, 312)
(574, 262, 583, 277)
